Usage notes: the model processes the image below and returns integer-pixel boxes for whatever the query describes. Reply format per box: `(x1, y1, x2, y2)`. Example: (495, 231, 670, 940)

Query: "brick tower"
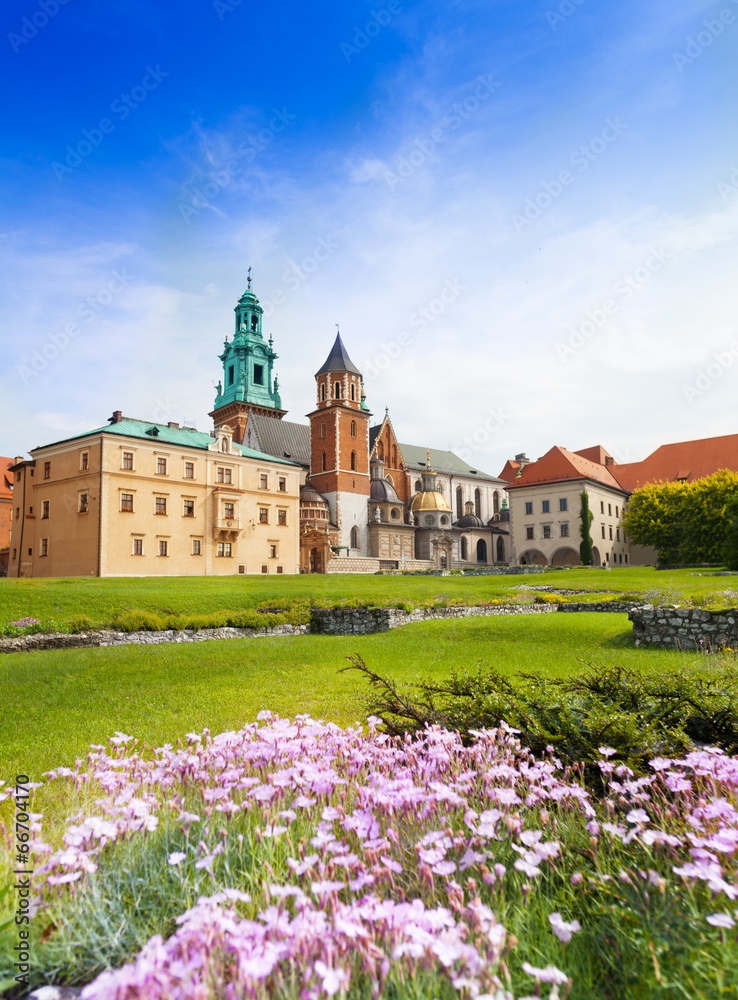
(307, 332, 371, 551)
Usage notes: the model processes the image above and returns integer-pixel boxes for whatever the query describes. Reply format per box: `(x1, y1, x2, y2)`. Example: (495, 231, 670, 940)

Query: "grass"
(0, 612, 697, 781)
(0, 566, 736, 630)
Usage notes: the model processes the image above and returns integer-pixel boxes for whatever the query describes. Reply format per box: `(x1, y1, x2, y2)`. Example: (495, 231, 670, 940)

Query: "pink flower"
(706, 913, 736, 928)
(167, 851, 186, 865)
(522, 961, 569, 984)
(549, 912, 581, 942)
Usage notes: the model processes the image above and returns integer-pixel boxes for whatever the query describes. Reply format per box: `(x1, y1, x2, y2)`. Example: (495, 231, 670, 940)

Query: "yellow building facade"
(8, 416, 300, 578)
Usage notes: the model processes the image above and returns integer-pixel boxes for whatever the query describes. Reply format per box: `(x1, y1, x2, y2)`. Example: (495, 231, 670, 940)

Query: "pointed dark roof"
(316, 333, 361, 376)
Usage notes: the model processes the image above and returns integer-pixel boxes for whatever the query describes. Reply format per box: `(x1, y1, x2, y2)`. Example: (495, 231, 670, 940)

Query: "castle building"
(8, 278, 510, 577)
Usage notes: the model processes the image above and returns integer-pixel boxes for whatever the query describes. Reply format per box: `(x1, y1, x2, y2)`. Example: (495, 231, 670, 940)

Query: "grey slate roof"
(249, 415, 312, 467)
(399, 443, 507, 484)
(315, 333, 362, 376)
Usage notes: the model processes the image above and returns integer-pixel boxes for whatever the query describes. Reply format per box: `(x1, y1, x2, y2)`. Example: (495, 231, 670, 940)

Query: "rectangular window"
(42, 500, 49, 519)
(543, 525, 552, 539)
(277, 565, 283, 574)
(261, 565, 268, 574)
(216, 467, 232, 484)
(259, 507, 269, 524)
(121, 493, 134, 512)
(228, 364, 235, 386)
(608, 503, 612, 516)
(159, 540, 168, 557)
(560, 523, 569, 537)
(269, 544, 277, 558)
(132, 538, 143, 556)
(615, 505, 619, 518)
(192, 539, 201, 555)
(217, 542, 233, 557)
(542, 500, 550, 513)
(616, 528, 620, 541)
(601, 525, 606, 538)
(183, 499, 195, 517)
(625, 553, 628, 564)
(157, 457, 167, 475)
(277, 509, 287, 525)
(81, 452, 89, 471)
(184, 461, 194, 479)
(122, 451, 134, 470)
(559, 498, 568, 512)
(40, 538, 48, 557)
(44, 462, 50, 479)
(259, 473, 268, 489)
(224, 502, 235, 519)
(278, 477, 286, 492)
(600, 501, 604, 513)
(526, 526, 534, 540)
(15, 507, 19, 519)
(155, 497, 167, 515)
(609, 526, 613, 540)
(525, 502, 533, 515)
(79, 494, 89, 513)
(253, 364, 264, 385)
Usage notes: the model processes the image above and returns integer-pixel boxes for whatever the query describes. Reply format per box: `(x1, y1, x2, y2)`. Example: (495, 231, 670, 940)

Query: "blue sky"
(2, 0, 737, 474)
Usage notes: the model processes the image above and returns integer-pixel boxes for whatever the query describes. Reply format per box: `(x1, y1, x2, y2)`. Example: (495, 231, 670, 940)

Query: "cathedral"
(213, 278, 511, 574)
(7, 278, 509, 578)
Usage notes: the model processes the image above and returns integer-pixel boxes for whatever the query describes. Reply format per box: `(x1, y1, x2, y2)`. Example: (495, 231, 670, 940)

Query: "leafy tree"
(723, 492, 738, 570)
(623, 470, 738, 565)
(579, 491, 594, 565)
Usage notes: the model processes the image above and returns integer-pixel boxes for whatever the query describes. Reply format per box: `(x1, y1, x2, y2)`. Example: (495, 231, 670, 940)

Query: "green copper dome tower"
(210, 271, 286, 443)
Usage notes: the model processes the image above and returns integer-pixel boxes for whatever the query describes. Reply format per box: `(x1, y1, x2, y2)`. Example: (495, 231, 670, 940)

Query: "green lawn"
(0, 612, 697, 780)
(0, 566, 735, 629)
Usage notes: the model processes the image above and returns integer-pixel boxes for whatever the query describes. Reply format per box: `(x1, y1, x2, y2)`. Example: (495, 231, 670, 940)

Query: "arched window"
(321, 451, 326, 471)
(385, 473, 394, 485)
(475, 488, 482, 519)
(320, 384, 325, 402)
(456, 486, 463, 519)
(350, 383, 356, 401)
(350, 451, 356, 471)
(494, 491, 500, 514)
(461, 536, 468, 560)
(497, 536, 505, 562)
(415, 479, 422, 492)
(334, 381, 341, 399)
(350, 526, 360, 549)
(392, 446, 397, 466)
(320, 422, 326, 439)
(350, 420, 356, 437)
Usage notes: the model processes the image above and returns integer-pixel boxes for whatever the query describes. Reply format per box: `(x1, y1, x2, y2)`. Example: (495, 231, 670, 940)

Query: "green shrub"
(66, 614, 96, 633)
(345, 655, 738, 787)
(112, 610, 167, 633)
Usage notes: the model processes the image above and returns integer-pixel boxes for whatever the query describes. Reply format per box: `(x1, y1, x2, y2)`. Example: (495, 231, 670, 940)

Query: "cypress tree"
(579, 491, 594, 566)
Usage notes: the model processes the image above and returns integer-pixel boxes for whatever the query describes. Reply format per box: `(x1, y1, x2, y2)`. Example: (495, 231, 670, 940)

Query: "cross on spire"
(247, 266, 252, 290)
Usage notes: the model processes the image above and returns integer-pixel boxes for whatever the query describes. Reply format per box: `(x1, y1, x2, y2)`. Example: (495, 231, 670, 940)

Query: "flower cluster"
(17, 714, 738, 998)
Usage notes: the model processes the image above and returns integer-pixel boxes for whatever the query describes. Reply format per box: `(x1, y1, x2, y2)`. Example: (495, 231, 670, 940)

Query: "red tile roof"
(498, 459, 520, 483)
(506, 446, 626, 493)
(0, 457, 13, 502)
(611, 433, 738, 492)
(575, 445, 614, 466)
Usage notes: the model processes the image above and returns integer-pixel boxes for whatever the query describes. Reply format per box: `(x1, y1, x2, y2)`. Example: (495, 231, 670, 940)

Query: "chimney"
(605, 456, 614, 466)
(515, 452, 530, 469)
(168, 422, 179, 429)
(110, 410, 123, 424)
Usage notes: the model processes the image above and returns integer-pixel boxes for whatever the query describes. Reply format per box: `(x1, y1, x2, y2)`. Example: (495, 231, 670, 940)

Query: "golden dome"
(410, 491, 452, 512)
